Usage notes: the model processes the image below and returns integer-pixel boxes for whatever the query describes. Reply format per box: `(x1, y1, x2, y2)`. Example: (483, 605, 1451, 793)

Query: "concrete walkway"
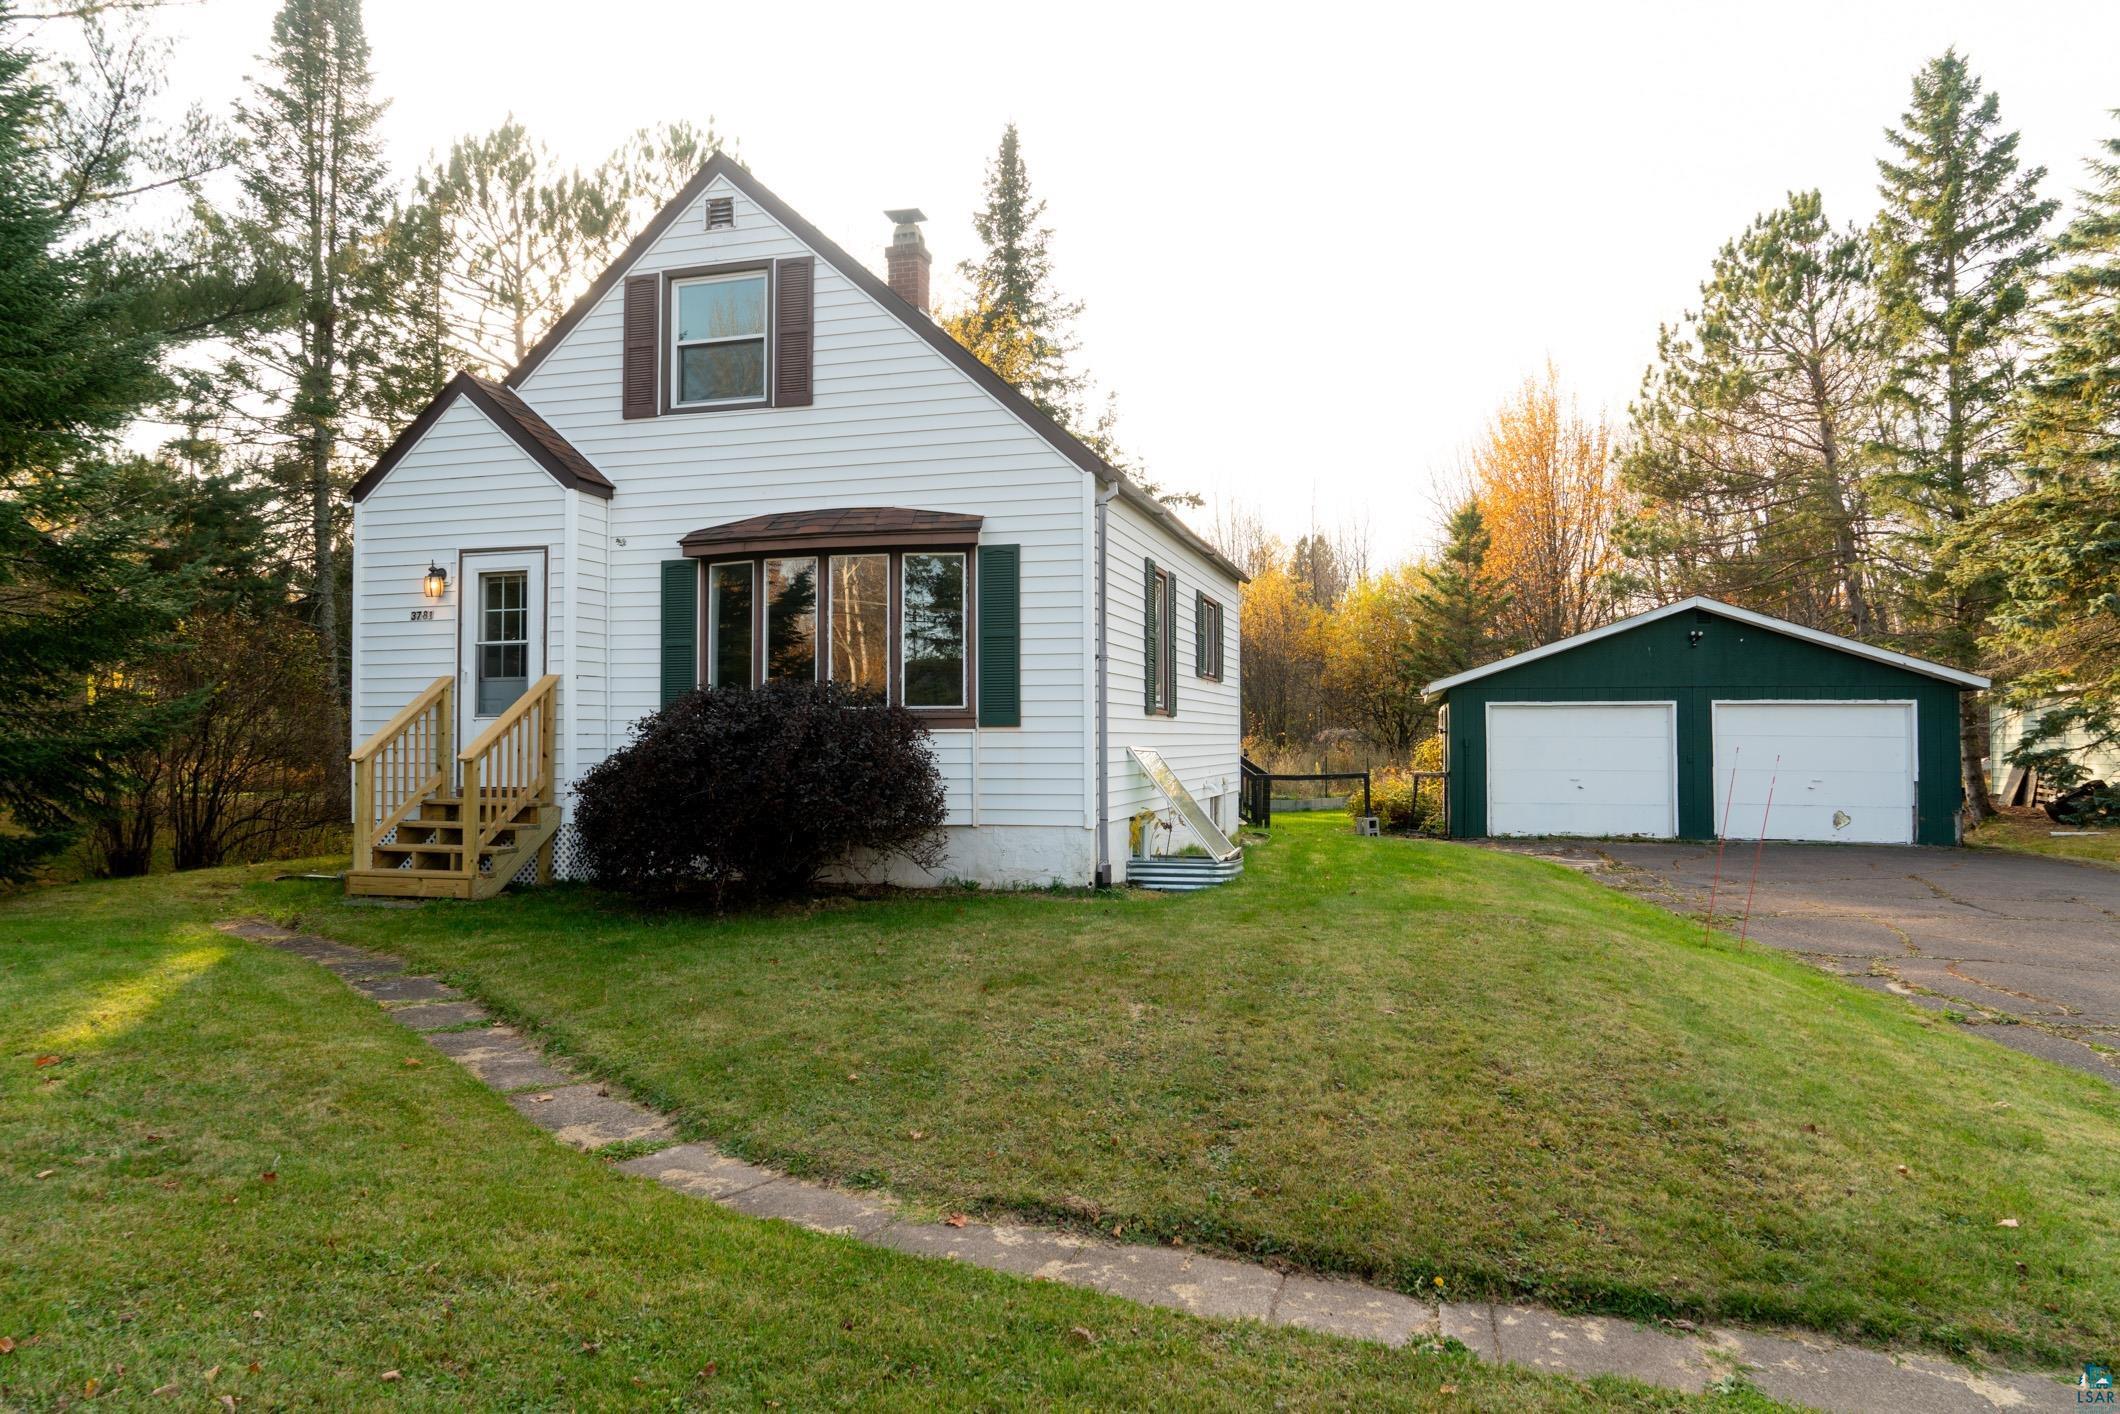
(219, 918, 2078, 1412)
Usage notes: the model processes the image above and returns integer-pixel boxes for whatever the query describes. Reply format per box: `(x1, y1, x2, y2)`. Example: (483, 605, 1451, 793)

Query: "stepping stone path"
(217, 917, 2076, 1412)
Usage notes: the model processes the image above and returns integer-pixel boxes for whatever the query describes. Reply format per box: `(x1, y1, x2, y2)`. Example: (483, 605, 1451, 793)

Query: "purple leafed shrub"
(573, 681, 948, 903)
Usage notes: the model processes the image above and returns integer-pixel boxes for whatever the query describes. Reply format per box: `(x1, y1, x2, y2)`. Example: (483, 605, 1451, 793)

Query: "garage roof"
(1422, 596, 1991, 696)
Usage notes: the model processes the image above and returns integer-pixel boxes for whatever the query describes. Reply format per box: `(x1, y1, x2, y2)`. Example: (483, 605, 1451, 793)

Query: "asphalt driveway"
(1501, 841, 2120, 1084)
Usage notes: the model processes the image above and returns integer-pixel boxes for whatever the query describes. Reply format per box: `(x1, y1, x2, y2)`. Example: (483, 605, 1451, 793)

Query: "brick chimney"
(884, 208, 930, 313)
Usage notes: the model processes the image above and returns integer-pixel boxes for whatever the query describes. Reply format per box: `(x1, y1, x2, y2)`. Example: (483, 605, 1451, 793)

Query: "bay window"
(689, 544, 974, 720)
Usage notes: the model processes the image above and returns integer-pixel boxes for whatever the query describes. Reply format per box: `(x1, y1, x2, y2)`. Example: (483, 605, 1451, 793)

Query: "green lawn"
(1968, 808, 2120, 868)
(250, 815, 2119, 1371)
(1, 864, 1747, 1409)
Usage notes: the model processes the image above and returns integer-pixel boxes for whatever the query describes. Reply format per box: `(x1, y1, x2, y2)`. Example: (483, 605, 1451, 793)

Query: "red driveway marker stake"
(1739, 754, 1781, 946)
(1704, 747, 1741, 942)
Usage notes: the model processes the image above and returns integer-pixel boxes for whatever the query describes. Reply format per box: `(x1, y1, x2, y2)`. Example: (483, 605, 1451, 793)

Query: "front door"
(459, 550, 545, 764)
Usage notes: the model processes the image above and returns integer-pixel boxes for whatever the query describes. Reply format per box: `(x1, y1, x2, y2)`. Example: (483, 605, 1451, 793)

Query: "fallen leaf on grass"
(531, 1094, 555, 1103)
(34, 1170, 55, 1180)
(579, 1341, 600, 1355)
(1440, 1384, 1457, 1395)
(0, 1336, 14, 1354)
(943, 1213, 968, 1228)
(259, 1172, 277, 1184)
(217, 1397, 236, 1412)
(204, 1364, 221, 1382)
(248, 1362, 261, 1374)
(1996, 1217, 2020, 1228)
(1066, 1326, 1095, 1346)
(1894, 1164, 1909, 1176)
(697, 1362, 717, 1379)
(401, 1058, 421, 1068)
(907, 1129, 926, 1141)
(151, 1382, 178, 1396)
(378, 1369, 401, 1382)
(32, 1055, 60, 1068)
(84, 1379, 99, 1397)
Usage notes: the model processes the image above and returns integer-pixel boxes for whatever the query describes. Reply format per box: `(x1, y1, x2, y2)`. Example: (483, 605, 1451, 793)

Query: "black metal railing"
(1237, 759, 1370, 828)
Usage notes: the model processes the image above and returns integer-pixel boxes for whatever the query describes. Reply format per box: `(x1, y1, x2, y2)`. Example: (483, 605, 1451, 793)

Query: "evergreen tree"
(228, 0, 391, 727)
(0, 8, 267, 880)
(1621, 192, 1886, 634)
(2021, 116, 2120, 472)
(1872, 49, 2056, 820)
(1970, 117, 2120, 780)
(951, 123, 1084, 423)
(1405, 500, 1514, 685)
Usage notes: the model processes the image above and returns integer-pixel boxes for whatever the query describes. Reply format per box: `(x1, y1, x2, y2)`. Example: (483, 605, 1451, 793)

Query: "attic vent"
(705, 196, 734, 230)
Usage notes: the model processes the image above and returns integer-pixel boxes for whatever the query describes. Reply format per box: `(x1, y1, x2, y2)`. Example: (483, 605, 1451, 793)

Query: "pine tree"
(1872, 49, 2056, 820)
(1621, 192, 1886, 634)
(2021, 117, 2120, 472)
(953, 123, 1084, 423)
(1971, 117, 2120, 781)
(0, 8, 245, 879)
(1405, 500, 1514, 685)
(230, 0, 391, 729)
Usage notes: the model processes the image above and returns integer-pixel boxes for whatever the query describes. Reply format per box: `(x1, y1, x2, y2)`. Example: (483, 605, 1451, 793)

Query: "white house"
(345, 154, 1244, 898)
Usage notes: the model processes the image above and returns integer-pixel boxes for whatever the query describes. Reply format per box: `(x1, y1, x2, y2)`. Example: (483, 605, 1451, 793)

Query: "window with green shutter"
(660, 559, 699, 705)
(977, 544, 1020, 727)
(1143, 559, 1175, 717)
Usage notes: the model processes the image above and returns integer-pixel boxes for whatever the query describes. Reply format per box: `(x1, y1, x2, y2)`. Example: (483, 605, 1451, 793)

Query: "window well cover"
(1127, 747, 1240, 862)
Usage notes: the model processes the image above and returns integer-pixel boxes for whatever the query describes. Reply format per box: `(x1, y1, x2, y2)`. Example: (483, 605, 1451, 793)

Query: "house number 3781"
(409, 608, 434, 621)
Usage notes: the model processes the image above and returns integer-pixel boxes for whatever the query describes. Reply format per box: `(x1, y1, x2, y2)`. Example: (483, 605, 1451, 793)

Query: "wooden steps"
(345, 797, 556, 900)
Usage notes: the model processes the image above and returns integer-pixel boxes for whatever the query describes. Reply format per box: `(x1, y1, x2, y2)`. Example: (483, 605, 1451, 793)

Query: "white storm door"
(459, 550, 545, 754)
(1712, 701, 1914, 844)
(1487, 702, 1677, 838)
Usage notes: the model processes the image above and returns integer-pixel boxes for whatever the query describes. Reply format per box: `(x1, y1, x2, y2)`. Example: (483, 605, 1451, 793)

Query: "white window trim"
(902, 550, 968, 710)
(669, 269, 770, 408)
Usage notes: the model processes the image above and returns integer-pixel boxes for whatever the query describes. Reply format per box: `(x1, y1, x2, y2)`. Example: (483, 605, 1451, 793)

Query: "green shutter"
(660, 559, 699, 706)
(1143, 558, 1159, 713)
(977, 544, 1021, 727)
(1164, 571, 1177, 719)
(1194, 592, 1205, 676)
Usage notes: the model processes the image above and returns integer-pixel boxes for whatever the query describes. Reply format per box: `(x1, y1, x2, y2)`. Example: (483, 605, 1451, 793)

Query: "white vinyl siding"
(349, 398, 568, 753)
(1102, 496, 1243, 865)
(513, 176, 1092, 835)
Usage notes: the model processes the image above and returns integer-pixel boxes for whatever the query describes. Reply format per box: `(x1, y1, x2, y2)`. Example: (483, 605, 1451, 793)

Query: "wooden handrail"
(351, 675, 453, 763)
(349, 675, 454, 871)
(459, 674, 558, 883)
(457, 673, 561, 764)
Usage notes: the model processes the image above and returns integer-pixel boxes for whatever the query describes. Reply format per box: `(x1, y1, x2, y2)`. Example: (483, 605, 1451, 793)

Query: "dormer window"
(671, 270, 767, 406)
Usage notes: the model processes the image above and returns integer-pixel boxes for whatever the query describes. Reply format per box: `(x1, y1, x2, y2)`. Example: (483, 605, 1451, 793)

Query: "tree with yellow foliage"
(1238, 561, 1327, 748)
(1471, 365, 1621, 646)
(1322, 566, 1430, 756)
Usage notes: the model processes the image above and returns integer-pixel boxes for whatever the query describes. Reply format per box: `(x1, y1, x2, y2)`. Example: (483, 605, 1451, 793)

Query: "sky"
(100, 0, 2120, 562)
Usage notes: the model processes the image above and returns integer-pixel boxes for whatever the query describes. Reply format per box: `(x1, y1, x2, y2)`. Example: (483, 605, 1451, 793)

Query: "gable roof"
(1422, 595, 1991, 695)
(503, 152, 1246, 583)
(351, 372, 612, 503)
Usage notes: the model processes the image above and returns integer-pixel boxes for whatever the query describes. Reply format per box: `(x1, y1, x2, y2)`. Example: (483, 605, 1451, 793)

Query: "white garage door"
(1487, 703, 1677, 838)
(1712, 701, 1914, 845)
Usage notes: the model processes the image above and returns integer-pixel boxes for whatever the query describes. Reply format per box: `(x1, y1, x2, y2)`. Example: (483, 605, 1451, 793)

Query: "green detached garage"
(1424, 597, 1990, 846)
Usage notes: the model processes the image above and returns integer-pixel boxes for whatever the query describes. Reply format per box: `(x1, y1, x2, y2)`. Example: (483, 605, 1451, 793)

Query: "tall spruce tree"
(1969, 117, 2120, 780)
(230, 0, 390, 727)
(948, 123, 1084, 423)
(1873, 49, 2055, 821)
(1622, 192, 1887, 634)
(0, 6, 274, 879)
(1405, 500, 1513, 685)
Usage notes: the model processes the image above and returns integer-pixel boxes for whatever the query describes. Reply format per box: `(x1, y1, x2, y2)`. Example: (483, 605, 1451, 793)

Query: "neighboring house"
(1424, 597, 1989, 846)
(1990, 700, 2120, 788)
(347, 154, 1243, 897)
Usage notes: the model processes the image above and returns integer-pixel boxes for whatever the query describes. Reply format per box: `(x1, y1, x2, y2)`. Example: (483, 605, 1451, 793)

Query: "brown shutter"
(622, 274, 659, 419)
(773, 257, 814, 407)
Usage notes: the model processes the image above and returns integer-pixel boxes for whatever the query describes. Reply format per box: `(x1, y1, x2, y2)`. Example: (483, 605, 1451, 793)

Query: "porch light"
(423, 562, 448, 599)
